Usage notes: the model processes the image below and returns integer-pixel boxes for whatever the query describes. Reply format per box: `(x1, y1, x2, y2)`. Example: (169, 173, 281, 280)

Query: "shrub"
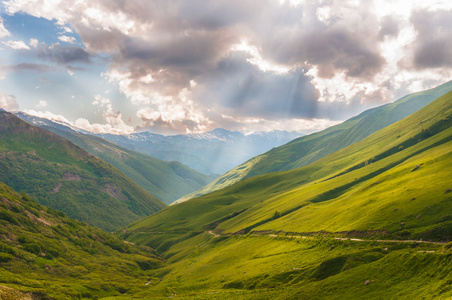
(18, 236, 31, 244)
(0, 243, 16, 255)
(0, 210, 19, 225)
(0, 253, 13, 263)
(23, 243, 42, 255)
(10, 205, 24, 213)
(136, 259, 160, 270)
(104, 238, 129, 253)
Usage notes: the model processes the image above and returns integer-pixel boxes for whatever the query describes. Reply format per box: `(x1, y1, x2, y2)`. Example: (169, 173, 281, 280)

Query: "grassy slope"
(178, 80, 452, 203)
(111, 233, 452, 299)
(0, 182, 164, 299)
(124, 88, 452, 242)
(0, 111, 166, 231)
(33, 124, 215, 205)
(111, 88, 452, 299)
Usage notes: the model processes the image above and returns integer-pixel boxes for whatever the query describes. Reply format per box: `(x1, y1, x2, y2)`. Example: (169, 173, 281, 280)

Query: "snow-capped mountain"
(98, 129, 302, 174)
(15, 111, 302, 175)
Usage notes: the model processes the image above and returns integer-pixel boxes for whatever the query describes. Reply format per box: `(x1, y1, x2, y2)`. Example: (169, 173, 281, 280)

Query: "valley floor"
(103, 232, 452, 300)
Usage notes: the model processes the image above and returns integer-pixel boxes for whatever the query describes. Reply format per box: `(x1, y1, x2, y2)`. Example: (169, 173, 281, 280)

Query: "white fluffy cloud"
(0, 92, 19, 111)
(25, 105, 134, 135)
(24, 109, 71, 124)
(3, 40, 30, 50)
(58, 35, 76, 44)
(0, 17, 10, 39)
(36, 100, 47, 108)
(87, 95, 134, 134)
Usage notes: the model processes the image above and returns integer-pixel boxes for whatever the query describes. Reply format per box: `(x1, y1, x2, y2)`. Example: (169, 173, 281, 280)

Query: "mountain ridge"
(0, 111, 166, 230)
(176, 80, 452, 203)
(0, 182, 165, 299)
(115, 85, 452, 299)
(16, 112, 217, 205)
(123, 85, 452, 243)
(97, 128, 302, 175)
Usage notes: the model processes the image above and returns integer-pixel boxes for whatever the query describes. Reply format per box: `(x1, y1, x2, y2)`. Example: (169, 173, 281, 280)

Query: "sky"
(0, 0, 452, 135)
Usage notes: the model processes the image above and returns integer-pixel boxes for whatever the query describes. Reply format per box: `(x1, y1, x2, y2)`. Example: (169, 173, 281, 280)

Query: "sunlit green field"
(117, 89, 452, 299)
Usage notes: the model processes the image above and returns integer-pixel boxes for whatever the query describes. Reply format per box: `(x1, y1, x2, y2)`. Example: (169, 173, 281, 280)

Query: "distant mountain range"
(176, 80, 452, 203)
(0, 111, 166, 230)
(97, 129, 302, 175)
(16, 112, 216, 205)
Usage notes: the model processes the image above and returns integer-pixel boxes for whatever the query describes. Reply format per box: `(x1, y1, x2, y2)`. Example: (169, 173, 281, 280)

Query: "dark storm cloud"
(411, 9, 452, 68)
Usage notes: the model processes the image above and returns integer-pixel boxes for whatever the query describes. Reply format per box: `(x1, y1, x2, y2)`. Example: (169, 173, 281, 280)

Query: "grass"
(104, 233, 451, 299)
(113, 86, 452, 299)
(0, 111, 166, 230)
(123, 88, 452, 243)
(0, 182, 165, 299)
(15, 115, 215, 205)
(179, 80, 452, 203)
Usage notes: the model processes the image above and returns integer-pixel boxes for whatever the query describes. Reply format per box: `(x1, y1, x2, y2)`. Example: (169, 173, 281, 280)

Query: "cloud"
(36, 43, 91, 65)
(6, 63, 57, 73)
(74, 116, 134, 134)
(36, 100, 47, 108)
(58, 35, 76, 44)
(87, 95, 134, 134)
(25, 107, 134, 135)
(378, 15, 401, 40)
(197, 52, 319, 120)
(3, 40, 30, 50)
(0, 92, 19, 111)
(410, 9, 452, 69)
(24, 110, 71, 124)
(29, 38, 39, 48)
(0, 17, 10, 39)
(5, 0, 452, 134)
(215, 114, 341, 134)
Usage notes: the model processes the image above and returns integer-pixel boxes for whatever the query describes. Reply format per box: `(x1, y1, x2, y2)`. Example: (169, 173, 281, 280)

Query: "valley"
(115, 86, 452, 299)
(0, 85, 451, 299)
(2, 2, 452, 299)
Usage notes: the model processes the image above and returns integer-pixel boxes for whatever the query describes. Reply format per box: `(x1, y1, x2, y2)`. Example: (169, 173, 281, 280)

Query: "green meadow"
(116, 88, 452, 299)
(179, 80, 452, 203)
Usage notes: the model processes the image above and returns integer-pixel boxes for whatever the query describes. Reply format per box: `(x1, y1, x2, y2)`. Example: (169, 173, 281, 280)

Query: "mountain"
(97, 128, 302, 175)
(177, 80, 452, 203)
(16, 112, 216, 205)
(0, 111, 166, 231)
(0, 182, 164, 299)
(117, 87, 452, 298)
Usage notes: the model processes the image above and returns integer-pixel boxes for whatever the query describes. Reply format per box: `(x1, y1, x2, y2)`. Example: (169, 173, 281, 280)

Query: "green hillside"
(0, 111, 166, 231)
(15, 115, 216, 205)
(0, 182, 165, 299)
(177, 80, 452, 203)
(113, 88, 452, 298)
